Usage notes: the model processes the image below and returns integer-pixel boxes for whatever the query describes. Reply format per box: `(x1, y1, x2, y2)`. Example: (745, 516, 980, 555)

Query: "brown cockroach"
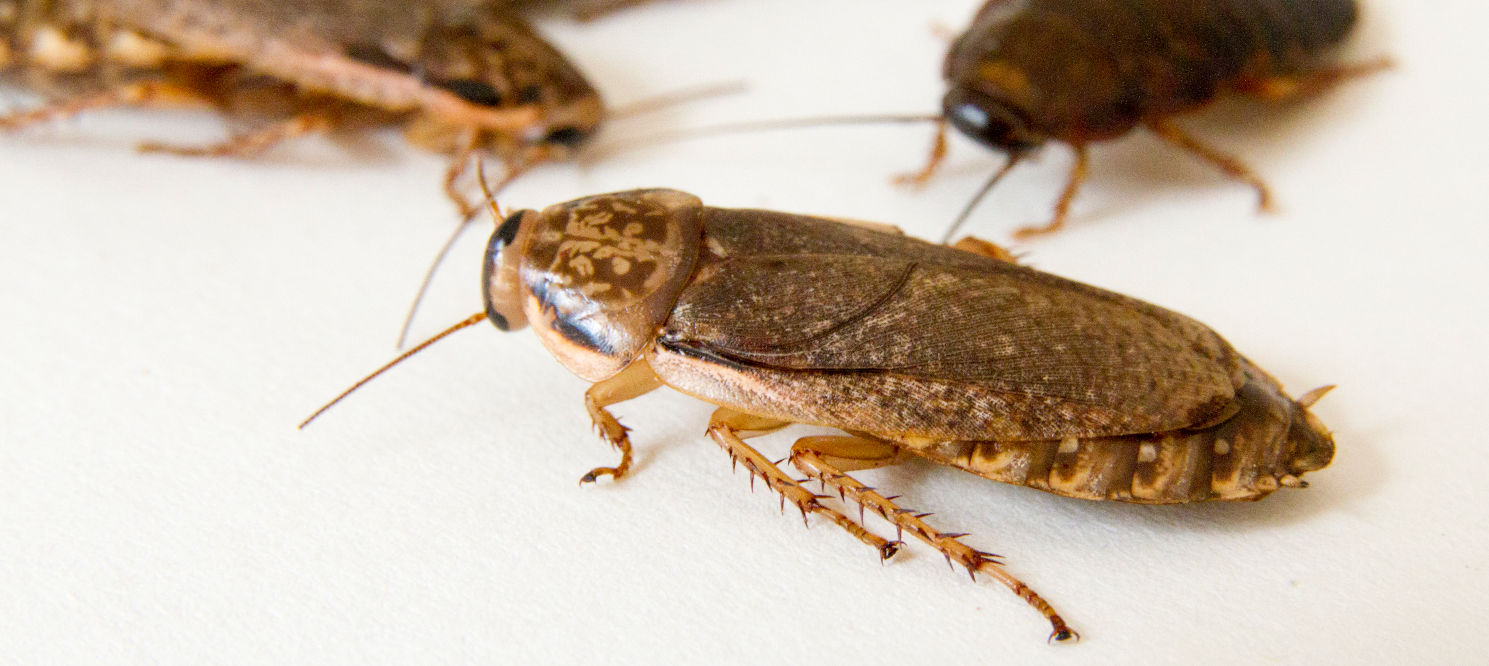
(912, 0, 1389, 238)
(0, 0, 603, 211)
(302, 187, 1338, 643)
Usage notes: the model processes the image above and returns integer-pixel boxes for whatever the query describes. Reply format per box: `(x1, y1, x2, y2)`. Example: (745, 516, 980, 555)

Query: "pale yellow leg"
(137, 108, 336, 158)
(1014, 144, 1089, 238)
(440, 129, 482, 219)
(1146, 118, 1274, 213)
(707, 408, 900, 560)
(578, 360, 665, 484)
(0, 80, 203, 130)
(790, 436, 1078, 643)
(893, 117, 949, 186)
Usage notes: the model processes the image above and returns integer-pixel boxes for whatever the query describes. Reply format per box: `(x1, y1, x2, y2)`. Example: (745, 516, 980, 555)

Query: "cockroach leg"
(0, 80, 203, 130)
(578, 360, 665, 484)
(791, 440, 1078, 643)
(706, 408, 898, 560)
(893, 117, 950, 186)
(1145, 118, 1275, 213)
(137, 107, 338, 158)
(1014, 145, 1090, 239)
(441, 129, 483, 218)
(949, 236, 1019, 263)
(1238, 57, 1394, 103)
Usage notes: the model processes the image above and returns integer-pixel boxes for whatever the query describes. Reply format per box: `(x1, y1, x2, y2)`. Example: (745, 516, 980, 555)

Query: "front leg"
(578, 359, 664, 484)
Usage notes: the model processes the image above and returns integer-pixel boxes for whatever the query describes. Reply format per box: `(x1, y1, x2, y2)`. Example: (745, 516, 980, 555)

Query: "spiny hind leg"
(1014, 144, 1089, 238)
(1238, 57, 1394, 102)
(0, 80, 207, 130)
(790, 436, 1077, 643)
(1145, 118, 1274, 213)
(707, 408, 899, 560)
(138, 106, 337, 158)
(578, 360, 665, 484)
(893, 117, 949, 185)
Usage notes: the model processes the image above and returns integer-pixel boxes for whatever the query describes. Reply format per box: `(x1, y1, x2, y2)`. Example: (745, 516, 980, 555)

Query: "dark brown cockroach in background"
(0, 0, 603, 212)
(302, 188, 1339, 643)
(913, 0, 1389, 238)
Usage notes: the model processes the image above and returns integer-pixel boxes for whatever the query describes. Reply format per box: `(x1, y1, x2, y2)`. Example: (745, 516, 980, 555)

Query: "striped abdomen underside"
(912, 361, 1335, 503)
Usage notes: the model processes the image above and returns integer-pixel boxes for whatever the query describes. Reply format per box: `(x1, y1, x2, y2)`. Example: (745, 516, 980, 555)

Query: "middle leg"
(707, 408, 900, 560)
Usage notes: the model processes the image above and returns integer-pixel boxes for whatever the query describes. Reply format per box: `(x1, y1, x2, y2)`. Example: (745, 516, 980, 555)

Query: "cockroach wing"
(99, 0, 591, 114)
(660, 254, 1244, 441)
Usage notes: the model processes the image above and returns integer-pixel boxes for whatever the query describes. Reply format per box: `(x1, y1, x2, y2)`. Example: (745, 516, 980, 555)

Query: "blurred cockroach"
(302, 185, 1338, 642)
(0, 0, 602, 212)
(913, 0, 1389, 238)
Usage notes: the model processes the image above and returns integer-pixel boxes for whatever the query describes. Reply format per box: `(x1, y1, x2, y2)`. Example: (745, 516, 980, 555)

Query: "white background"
(3, 0, 1485, 663)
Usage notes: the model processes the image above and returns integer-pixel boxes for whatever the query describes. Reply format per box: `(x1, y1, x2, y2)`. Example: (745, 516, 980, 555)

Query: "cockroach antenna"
(300, 312, 488, 429)
(394, 155, 517, 349)
(938, 151, 1025, 244)
(581, 112, 1033, 246)
(582, 112, 944, 164)
(301, 164, 508, 429)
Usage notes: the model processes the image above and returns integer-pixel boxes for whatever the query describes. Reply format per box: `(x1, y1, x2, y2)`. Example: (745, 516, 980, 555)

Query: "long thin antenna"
(939, 152, 1025, 244)
(583, 113, 943, 163)
(608, 80, 750, 121)
(394, 158, 519, 349)
(301, 312, 487, 429)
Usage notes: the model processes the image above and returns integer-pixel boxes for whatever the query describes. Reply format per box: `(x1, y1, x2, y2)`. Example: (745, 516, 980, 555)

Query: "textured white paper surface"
(2, 1, 1483, 663)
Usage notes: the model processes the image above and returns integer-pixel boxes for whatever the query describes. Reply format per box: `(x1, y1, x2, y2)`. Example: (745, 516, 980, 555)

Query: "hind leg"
(1146, 118, 1274, 213)
(789, 436, 1078, 643)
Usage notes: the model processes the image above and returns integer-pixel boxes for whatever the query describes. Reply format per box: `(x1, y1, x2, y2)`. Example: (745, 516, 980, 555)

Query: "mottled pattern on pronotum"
(916, 0, 1385, 236)
(0, 0, 602, 207)
(305, 189, 1338, 643)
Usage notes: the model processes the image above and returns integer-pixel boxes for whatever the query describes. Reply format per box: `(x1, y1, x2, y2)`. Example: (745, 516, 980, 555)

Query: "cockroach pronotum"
(0, 0, 603, 212)
(301, 186, 1338, 643)
(910, 0, 1390, 238)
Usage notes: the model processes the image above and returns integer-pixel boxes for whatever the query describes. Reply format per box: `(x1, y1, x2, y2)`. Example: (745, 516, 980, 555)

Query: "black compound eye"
(482, 210, 529, 333)
(943, 88, 1040, 152)
(437, 78, 504, 107)
(494, 211, 523, 246)
(542, 126, 588, 149)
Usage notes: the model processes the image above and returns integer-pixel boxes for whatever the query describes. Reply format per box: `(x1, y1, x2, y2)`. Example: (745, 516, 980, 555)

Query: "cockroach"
(301, 186, 1338, 642)
(909, 0, 1389, 238)
(0, 0, 603, 212)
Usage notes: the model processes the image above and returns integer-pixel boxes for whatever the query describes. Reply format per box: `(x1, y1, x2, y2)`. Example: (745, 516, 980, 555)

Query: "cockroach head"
(483, 208, 533, 332)
(489, 191, 704, 382)
(942, 86, 1043, 153)
(376, 8, 604, 159)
